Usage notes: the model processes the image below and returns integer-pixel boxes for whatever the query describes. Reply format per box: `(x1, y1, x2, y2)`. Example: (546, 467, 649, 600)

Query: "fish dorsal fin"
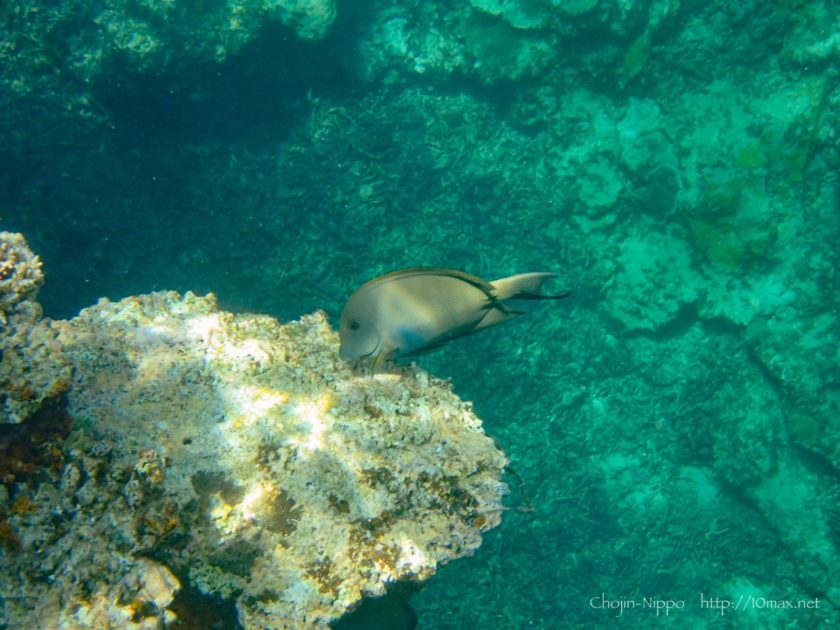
(363, 268, 496, 297)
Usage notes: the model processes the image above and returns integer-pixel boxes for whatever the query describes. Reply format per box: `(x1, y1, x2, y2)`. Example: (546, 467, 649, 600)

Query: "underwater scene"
(1, 0, 839, 628)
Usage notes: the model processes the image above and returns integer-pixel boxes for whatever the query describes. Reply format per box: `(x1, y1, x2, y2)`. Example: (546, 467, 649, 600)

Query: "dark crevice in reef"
(0, 393, 73, 497)
(618, 302, 701, 342)
(168, 582, 244, 630)
(331, 582, 418, 630)
(92, 19, 365, 147)
(0, 393, 74, 551)
(164, 570, 420, 630)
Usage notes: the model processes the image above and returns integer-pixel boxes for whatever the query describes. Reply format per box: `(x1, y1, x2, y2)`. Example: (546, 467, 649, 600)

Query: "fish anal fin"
(474, 307, 521, 332)
(515, 290, 570, 301)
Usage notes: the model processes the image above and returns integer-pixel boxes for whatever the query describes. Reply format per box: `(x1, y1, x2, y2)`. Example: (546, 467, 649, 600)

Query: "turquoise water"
(2, 0, 839, 628)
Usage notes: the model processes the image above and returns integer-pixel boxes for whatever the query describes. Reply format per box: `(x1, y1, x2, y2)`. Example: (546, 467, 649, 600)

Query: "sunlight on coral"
(209, 496, 234, 524)
(234, 386, 289, 424)
(186, 313, 223, 341)
(289, 395, 333, 452)
(221, 427, 243, 449)
(224, 338, 271, 366)
(239, 482, 268, 521)
(396, 537, 429, 573)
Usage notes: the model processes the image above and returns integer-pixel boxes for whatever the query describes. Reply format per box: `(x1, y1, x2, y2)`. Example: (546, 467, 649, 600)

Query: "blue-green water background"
(2, 0, 839, 627)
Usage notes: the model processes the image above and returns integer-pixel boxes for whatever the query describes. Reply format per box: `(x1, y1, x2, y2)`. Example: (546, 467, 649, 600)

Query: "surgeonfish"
(339, 268, 568, 371)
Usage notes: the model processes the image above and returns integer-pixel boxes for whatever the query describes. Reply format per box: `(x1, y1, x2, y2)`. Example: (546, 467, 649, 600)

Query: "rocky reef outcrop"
(0, 234, 508, 629)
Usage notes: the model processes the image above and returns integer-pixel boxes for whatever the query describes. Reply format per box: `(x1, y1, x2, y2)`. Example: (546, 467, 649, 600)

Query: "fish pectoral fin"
(371, 350, 389, 374)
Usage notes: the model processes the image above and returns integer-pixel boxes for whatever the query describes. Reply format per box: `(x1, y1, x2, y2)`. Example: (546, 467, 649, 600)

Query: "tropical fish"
(339, 268, 568, 371)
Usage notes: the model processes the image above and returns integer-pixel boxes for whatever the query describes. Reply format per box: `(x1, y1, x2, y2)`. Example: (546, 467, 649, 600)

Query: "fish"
(339, 268, 568, 371)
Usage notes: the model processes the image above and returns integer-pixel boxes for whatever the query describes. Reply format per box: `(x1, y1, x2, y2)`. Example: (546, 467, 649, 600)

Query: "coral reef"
(0, 0, 337, 120)
(0, 315, 70, 425)
(0, 233, 69, 426)
(0, 231, 43, 328)
(359, 0, 681, 85)
(76, 0, 337, 76)
(3, 0, 840, 627)
(0, 242, 508, 628)
(606, 223, 699, 331)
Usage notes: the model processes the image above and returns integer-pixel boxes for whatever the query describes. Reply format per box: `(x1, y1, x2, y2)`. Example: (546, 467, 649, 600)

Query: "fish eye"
(349, 320, 360, 331)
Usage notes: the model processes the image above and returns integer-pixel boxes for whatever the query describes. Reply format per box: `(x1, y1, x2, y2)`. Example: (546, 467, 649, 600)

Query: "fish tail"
(490, 272, 569, 300)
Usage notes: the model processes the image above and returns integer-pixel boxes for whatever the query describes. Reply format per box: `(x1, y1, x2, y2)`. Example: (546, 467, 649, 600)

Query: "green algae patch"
(624, 36, 651, 78)
(688, 179, 779, 269)
(735, 142, 767, 169)
(464, 13, 524, 68)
